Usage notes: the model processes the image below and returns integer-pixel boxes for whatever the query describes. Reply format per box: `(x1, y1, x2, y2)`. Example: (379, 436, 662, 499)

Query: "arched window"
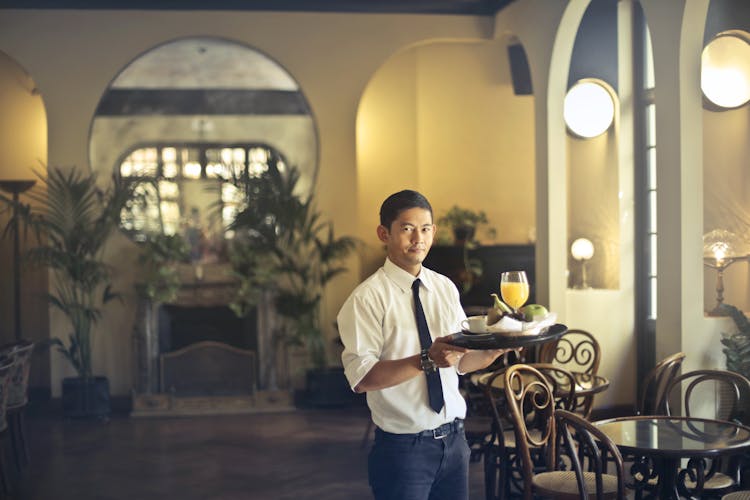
(119, 143, 285, 260)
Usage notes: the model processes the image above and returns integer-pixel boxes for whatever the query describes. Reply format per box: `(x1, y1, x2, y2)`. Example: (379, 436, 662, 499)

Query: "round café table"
(593, 415, 750, 499)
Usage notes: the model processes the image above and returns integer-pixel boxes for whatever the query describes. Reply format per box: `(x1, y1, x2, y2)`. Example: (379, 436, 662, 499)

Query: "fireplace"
(158, 304, 256, 354)
(131, 280, 293, 416)
(158, 305, 257, 397)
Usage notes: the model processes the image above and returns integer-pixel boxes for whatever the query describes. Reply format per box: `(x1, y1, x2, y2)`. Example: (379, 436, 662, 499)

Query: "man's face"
(377, 207, 436, 275)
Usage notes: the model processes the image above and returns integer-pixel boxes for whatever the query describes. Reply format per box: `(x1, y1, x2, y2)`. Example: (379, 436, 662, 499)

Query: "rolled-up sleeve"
(338, 291, 383, 391)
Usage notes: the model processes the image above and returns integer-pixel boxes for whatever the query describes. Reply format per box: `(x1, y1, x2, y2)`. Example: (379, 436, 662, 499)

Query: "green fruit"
(520, 304, 549, 322)
(490, 293, 514, 314)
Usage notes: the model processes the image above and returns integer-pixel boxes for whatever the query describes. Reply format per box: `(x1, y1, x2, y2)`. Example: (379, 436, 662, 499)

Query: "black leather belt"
(417, 418, 464, 439)
(378, 418, 464, 440)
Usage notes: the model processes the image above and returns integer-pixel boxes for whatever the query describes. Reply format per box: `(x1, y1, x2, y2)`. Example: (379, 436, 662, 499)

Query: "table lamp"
(702, 229, 749, 316)
(571, 237, 594, 289)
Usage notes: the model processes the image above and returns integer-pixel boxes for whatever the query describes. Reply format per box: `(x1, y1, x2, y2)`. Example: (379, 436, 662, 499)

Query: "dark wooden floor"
(9, 406, 486, 499)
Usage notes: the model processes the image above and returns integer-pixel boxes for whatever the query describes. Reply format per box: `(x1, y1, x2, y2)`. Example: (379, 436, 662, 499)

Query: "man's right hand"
(429, 337, 468, 368)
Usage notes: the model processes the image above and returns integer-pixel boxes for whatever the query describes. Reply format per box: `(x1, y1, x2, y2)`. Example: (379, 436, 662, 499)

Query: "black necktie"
(412, 279, 444, 413)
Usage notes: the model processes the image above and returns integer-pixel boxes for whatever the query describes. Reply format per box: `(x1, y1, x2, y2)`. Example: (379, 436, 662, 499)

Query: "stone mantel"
(168, 279, 239, 308)
(131, 280, 290, 416)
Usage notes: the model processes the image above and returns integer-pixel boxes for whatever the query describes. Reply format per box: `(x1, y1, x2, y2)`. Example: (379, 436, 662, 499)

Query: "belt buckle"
(432, 425, 448, 439)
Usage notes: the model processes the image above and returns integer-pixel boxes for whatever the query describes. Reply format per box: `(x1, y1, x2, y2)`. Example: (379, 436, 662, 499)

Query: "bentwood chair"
(554, 409, 626, 499)
(663, 369, 750, 497)
(4, 341, 34, 471)
(0, 357, 16, 497)
(538, 329, 601, 418)
(463, 348, 526, 463)
(637, 351, 686, 415)
(483, 364, 577, 499)
(629, 352, 686, 498)
(500, 363, 615, 500)
(724, 491, 750, 500)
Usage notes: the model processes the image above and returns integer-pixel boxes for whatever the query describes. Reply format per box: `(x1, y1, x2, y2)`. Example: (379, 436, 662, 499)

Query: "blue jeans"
(368, 425, 471, 500)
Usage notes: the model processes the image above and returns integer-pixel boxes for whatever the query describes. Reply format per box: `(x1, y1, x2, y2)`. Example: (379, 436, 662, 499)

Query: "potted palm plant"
(227, 164, 358, 405)
(436, 205, 496, 294)
(437, 205, 494, 245)
(719, 304, 750, 381)
(16, 166, 133, 418)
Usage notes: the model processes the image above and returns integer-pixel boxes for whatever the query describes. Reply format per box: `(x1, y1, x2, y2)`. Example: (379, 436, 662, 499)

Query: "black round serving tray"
(445, 323, 567, 350)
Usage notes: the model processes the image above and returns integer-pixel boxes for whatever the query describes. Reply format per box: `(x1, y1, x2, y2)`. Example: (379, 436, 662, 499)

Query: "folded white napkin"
(485, 312, 557, 336)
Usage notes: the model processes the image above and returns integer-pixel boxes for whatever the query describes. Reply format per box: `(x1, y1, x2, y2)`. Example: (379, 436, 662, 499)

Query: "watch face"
(420, 350, 436, 373)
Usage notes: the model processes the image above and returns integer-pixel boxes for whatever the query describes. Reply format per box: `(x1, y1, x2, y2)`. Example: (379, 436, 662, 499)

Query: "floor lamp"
(0, 180, 36, 340)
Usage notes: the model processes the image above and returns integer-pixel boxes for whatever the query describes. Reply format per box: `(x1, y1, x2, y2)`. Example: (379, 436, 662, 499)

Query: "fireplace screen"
(160, 340, 257, 397)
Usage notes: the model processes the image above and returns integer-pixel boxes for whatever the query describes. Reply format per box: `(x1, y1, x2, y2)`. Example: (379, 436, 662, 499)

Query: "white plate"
(484, 312, 557, 336)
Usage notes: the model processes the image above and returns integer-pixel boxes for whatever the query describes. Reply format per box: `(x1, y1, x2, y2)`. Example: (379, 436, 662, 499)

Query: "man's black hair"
(379, 190, 433, 229)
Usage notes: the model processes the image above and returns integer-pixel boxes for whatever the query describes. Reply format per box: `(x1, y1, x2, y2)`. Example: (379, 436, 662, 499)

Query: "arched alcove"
(86, 36, 321, 401)
(701, 0, 750, 313)
(356, 38, 536, 280)
(565, 0, 620, 291)
(89, 36, 319, 258)
(0, 50, 49, 391)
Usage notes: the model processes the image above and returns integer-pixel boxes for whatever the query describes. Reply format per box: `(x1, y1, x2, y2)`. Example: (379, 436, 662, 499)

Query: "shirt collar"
(383, 257, 434, 293)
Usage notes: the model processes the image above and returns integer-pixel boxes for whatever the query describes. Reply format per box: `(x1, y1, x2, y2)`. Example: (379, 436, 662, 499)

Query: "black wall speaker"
(507, 43, 533, 95)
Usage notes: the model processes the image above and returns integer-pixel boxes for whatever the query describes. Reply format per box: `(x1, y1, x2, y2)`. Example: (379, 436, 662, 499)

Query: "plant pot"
(299, 367, 363, 408)
(453, 226, 475, 246)
(62, 376, 111, 419)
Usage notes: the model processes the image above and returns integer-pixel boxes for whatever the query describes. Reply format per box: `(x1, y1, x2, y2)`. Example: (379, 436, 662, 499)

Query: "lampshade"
(702, 229, 748, 263)
(701, 32, 750, 109)
(563, 79, 615, 138)
(571, 238, 594, 261)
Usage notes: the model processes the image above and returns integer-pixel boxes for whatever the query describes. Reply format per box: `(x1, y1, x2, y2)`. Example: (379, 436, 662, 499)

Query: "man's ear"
(376, 224, 389, 243)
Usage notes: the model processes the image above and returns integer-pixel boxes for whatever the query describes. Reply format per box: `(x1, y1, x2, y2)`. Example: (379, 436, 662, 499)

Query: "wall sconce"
(563, 79, 616, 138)
(703, 229, 749, 315)
(571, 237, 594, 289)
(701, 30, 750, 109)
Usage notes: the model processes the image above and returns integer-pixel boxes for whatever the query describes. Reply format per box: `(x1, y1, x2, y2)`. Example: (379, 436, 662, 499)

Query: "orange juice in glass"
(500, 271, 529, 310)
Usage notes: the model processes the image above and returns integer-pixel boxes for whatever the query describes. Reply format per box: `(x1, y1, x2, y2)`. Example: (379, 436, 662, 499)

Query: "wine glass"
(500, 271, 530, 311)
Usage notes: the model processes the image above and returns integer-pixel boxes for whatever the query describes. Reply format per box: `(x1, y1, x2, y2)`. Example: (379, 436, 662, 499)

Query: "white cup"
(461, 315, 489, 333)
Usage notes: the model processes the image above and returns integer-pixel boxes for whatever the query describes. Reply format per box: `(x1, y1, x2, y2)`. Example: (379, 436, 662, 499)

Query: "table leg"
(655, 457, 681, 500)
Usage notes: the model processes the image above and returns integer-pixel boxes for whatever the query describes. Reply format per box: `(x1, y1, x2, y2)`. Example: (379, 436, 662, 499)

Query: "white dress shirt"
(338, 257, 468, 434)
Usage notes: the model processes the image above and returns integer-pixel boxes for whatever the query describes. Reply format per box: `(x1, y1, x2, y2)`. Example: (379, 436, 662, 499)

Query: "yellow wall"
(0, 9, 498, 396)
(703, 105, 750, 311)
(0, 50, 50, 389)
(357, 39, 536, 278)
(1, 1, 748, 409)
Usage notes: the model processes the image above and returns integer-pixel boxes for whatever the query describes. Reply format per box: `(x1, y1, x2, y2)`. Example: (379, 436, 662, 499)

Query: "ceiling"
(0, 0, 516, 16)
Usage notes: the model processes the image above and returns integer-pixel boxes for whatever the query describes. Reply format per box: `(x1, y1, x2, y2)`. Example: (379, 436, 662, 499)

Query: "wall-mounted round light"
(563, 79, 616, 138)
(571, 237, 594, 261)
(701, 31, 750, 109)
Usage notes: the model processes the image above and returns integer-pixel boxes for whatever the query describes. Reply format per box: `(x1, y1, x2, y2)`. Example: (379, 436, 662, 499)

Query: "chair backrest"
(639, 351, 686, 415)
(538, 330, 601, 418)
(504, 364, 557, 500)
(663, 369, 750, 423)
(481, 363, 576, 432)
(539, 329, 601, 376)
(528, 363, 577, 412)
(555, 409, 626, 500)
(0, 357, 17, 432)
(4, 340, 34, 408)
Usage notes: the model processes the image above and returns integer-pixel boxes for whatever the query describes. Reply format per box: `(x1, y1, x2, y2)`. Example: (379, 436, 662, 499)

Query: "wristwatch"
(420, 349, 438, 374)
